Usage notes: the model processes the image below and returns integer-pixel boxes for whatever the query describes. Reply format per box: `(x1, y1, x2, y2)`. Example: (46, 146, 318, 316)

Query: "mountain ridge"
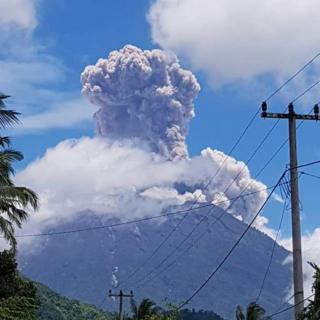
(19, 204, 293, 319)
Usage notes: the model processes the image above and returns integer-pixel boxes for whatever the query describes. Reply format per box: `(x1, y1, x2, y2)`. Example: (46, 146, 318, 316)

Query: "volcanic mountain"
(19, 204, 292, 320)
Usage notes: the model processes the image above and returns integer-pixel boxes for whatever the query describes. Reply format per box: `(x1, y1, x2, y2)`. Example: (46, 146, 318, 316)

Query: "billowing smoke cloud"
(81, 45, 200, 160)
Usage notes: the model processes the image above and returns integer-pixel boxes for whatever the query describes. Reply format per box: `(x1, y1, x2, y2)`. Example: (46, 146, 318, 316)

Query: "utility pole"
(109, 289, 134, 320)
(261, 102, 319, 319)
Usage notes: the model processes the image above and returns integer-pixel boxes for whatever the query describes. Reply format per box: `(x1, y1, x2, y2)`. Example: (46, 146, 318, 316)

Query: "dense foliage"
(180, 309, 224, 320)
(36, 282, 113, 320)
(128, 299, 224, 320)
(235, 302, 269, 320)
(0, 93, 38, 251)
(0, 250, 39, 320)
(300, 263, 320, 320)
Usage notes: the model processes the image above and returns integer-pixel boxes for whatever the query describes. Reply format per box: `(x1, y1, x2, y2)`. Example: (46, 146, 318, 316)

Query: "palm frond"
(246, 303, 266, 320)
(0, 149, 24, 184)
(0, 136, 11, 148)
(0, 186, 38, 210)
(0, 149, 24, 163)
(4, 206, 29, 227)
(0, 109, 20, 128)
(0, 215, 17, 250)
(0, 95, 37, 251)
(236, 306, 245, 320)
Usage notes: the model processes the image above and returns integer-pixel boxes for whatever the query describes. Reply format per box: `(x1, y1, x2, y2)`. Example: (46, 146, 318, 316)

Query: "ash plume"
(81, 45, 200, 160)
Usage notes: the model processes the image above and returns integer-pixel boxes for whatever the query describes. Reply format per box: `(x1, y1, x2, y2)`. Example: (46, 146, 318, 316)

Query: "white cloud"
(14, 137, 267, 244)
(272, 193, 285, 204)
(302, 229, 320, 295)
(0, 58, 93, 132)
(148, 0, 320, 86)
(0, 0, 37, 30)
(17, 97, 93, 132)
(253, 215, 278, 240)
(281, 228, 320, 297)
(0, 0, 93, 132)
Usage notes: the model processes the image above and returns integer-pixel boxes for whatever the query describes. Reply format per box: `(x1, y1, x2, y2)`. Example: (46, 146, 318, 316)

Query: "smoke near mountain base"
(81, 45, 200, 160)
(15, 137, 267, 244)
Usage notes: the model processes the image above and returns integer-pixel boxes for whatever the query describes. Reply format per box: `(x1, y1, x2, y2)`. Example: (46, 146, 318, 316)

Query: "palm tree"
(235, 302, 270, 320)
(0, 93, 38, 250)
(300, 262, 320, 319)
(131, 298, 160, 320)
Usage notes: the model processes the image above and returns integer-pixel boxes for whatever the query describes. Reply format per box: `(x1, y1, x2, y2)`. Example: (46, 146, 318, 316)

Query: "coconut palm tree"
(131, 298, 160, 320)
(235, 302, 270, 320)
(300, 263, 320, 320)
(0, 93, 38, 250)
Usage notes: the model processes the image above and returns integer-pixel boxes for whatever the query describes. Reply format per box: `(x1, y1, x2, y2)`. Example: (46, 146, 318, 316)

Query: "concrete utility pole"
(261, 102, 319, 319)
(109, 289, 134, 320)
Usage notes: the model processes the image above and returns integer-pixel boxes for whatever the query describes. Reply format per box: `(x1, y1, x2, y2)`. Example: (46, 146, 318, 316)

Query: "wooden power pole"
(109, 289, 134, 320)
(261, 102, 319, 319)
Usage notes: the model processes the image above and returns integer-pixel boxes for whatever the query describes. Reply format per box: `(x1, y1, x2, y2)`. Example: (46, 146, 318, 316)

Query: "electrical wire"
(272, 293, 296, 315)
(117, 108, 262, 287)
(177, 170, 287, 309)
(267, 294, 315, 318)
(3, 186, 282, 239)
(264, 52, 320, 102)
(132, 106, 315, 289)
(119, 56, 320, 288)
(177, 159, 320, 309)
(300, 171, 320, 180)
(130, 112, 289, 288)
(255, 194, 288, 302)
(134, 168, 291, 289)
(291, 78, 320, 103)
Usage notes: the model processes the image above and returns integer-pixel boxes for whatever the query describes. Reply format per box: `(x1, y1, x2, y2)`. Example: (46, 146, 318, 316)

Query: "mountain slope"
(36, 282, 112, 320)
(19, 205, 292, 319)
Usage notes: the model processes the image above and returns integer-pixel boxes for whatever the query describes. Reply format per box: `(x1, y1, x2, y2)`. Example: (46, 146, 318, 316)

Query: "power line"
(295, 159, 320, 170)
(132, 111, 316, 289)
(291, 78, 320, 103)
(255, 193, 288, 302)
(118, 108, 265, 287)
(133, 137, 291, 288)
(177, 170, 287, 309)
(132, 118, 298, 288)
(265, 52, 320, 102)
(267, 294, 315, 318)
(300, 171, 320, 180)
(177, 159, 320, 309)
(119, 66, 320, 287)
(3, 186, 282, 239)
(272, 293, 296, 316)
(130, 111, 290, 288)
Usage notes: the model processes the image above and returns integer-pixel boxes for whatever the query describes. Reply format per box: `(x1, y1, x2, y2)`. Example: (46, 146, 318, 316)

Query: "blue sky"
(1, 0, 320, 239)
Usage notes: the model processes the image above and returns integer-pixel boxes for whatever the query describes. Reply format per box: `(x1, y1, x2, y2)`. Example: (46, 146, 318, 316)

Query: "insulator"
(288, 103, 294, 113)
(261, 101, 267, 112)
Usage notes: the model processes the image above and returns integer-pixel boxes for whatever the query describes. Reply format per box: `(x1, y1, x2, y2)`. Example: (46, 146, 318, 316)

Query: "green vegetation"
(128, 299, 224, 320)
(0, 93, 38, 251)
(0, 92, 318, 320)
(300, 263, 320, 320)
(131, 298, 161, 320)
(35, 282, 113, 320)
(0, 248, 113, 320)
(0, 250, 39, 320)
(180, 309, 224, 320)
(235, 302, 269, 320)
